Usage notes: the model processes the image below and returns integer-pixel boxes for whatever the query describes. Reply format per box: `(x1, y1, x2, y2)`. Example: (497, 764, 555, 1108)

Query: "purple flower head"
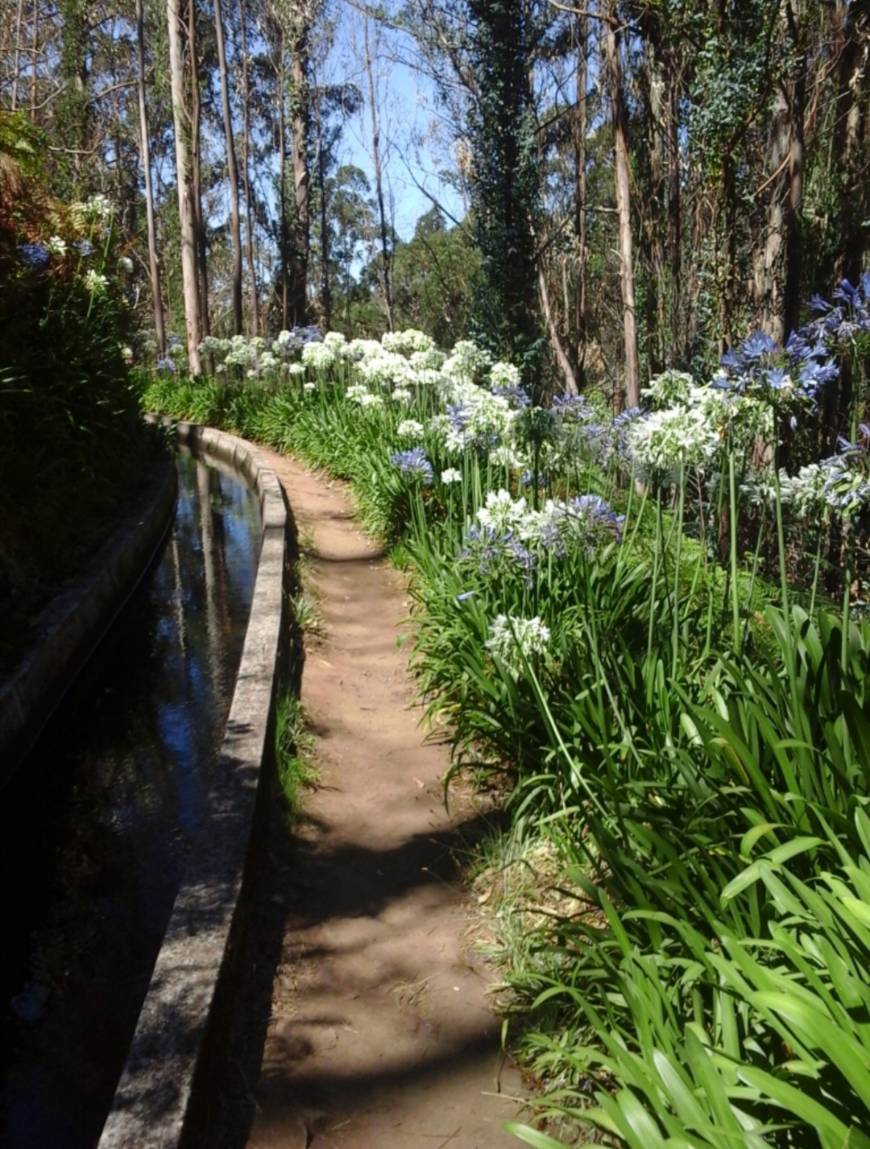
(156, 355, 176, 374)
(551, 393, 592, 423)
(508, 540, 537, 577)
(833, 278, 859, 307)
(613, 405, 643, 429)
(767, 367, 790, 390)
(390, 447, 433, 485)
(741, 330, 778, 361)
(521, 468, 548, 489)
(568, 494, 625, 539)
(720, 348, 743, 372)
(76, 239, 94, 257)
(491, 382, 531, 409)
(446, 403, 470, 433)
(18, 243, 49, 270)
(807, 294, 832, 314)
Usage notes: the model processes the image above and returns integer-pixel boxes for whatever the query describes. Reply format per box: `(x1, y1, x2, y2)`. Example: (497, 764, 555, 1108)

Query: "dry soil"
(243, 448, 527, 1149)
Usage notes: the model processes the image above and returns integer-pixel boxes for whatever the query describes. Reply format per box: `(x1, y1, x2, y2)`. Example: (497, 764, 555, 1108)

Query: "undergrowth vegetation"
(142, 298, 869, 1149)
(0, 113, 161, 669)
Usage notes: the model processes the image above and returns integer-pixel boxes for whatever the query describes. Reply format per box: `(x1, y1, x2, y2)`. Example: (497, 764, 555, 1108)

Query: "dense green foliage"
(143, 314, 869, 1147)
(0, 111, 160, 668)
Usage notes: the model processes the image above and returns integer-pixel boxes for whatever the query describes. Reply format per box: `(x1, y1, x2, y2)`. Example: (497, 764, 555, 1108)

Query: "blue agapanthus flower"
(390, 447, 433, 485)
(155, 355, 177, 374)
(76, 239, 94, 257)
(491, 382, 531, 409)
(18, 243, 50, 270)
(741, 330, 778, 361)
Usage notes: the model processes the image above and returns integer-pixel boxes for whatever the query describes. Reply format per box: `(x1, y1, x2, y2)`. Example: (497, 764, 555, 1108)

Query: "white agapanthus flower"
(490, 445, 523, 468)
(346, 383, 369, 402)
(381, 328, 434, 355)
(324, 331, 347, 349)
(120, 345, 133, 363)
(627, 405, 720, 472)
(397, 419, 425, 439)
(358, 392, 384, 409)
(476, 489, 528, 535)
(303, 381, 316, 392)
(288, 362, 305, 377)
(47, 235, 67, 257)
(642, 369, 695, 409)
(85, 193, 114, 221)
(778, 464, 828, 518)
(83, 269, 108, 294)
(346, 338, 383, 361)
(410, 348, 446, 371)
(485, 614, 551, 680)
(392, 387, 413, 404)
(357, 350, 413, 388)
(301, 341, 337, 371)
(441, 467, 463, 484)
(442, 340, 492, 382)
(490, 361, 521, 389)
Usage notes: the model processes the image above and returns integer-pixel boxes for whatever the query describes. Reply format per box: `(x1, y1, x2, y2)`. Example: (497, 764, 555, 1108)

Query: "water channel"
(0, 450, 262, 1148)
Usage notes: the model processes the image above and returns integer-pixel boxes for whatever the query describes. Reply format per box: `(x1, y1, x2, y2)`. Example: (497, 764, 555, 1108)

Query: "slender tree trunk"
(573, 10, 588, 384)
(832, 0, 868, 284)
(30, 1, 38, 119)
(11, 0, 24, 111)
(213, 0, 243, 333)
(239, 0, 260, 334)
(289, 11, 310, 325)
(278, 31, 289, 329)
(603, 6, 639, 408)
(363, 13, 393, 329)
(312, 85, 332, 329)
(136, 0, 165, 354)
(539, 265, 578, 393)
(167, 0, 202, 373)
(188, 0, 209, 338)
(753, 2, 806, 343)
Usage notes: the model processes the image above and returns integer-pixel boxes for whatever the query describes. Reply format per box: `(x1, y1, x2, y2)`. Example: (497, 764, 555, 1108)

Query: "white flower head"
(485, 614, 551, 679)
(47, 235, 67, 257)
(83, 269, 109, 294)
(441, 467, 463, 485)
(397, 419, 425, 439)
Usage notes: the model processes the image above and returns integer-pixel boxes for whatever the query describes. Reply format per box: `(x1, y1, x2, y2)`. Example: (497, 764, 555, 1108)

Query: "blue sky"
(323, 3, 465, 241)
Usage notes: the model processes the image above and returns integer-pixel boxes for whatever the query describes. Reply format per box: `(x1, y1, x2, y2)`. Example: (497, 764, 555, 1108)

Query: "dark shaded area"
(207, 799, 509, 1148)
(0, 452, 261, 1149)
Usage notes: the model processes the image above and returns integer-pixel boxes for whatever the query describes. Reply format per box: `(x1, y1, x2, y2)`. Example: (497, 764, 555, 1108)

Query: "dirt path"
(244, 448, 526, 1149)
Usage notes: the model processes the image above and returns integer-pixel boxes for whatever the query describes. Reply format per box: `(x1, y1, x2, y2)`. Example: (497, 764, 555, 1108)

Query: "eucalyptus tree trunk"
(539, 266, 578, 393)
(238, 0, 260, 334)
(167, 0, 202, 373)
(136, 0, 165, 354)
(213, 0, 243, 333)
(312, 84, 332, 328)
(754, 2, 805, 344)
(278, 27, 289, 329)
(363, 12, 393, 329)
(188, 0, 210, 339)
(832, 0, 868, 285)
(11, 0, 24, 110)
(30, 0, 38, 118)
(602, 4, 639, 409)
(289, 10, 310, 325)
(573, 10, 588, 384)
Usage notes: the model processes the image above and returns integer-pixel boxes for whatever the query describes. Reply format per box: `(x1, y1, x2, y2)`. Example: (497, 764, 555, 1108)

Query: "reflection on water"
(0, 452, 261, 1149)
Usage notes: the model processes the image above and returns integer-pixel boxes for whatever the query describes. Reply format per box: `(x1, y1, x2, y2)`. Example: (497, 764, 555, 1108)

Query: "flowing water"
(0, 450, 261, 1148)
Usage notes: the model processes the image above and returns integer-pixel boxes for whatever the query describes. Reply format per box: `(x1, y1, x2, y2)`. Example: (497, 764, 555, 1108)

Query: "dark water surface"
(0, 451, 261, 1148)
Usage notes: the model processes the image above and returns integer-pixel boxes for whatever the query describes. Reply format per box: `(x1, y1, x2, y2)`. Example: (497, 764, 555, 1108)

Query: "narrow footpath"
(243, 447, 526, 1149)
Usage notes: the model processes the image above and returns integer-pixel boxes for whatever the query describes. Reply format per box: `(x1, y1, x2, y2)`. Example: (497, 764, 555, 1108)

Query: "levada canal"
(0, 449, 261, 1148)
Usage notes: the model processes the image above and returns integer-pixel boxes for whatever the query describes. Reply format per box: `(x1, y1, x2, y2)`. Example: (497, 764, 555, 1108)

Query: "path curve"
(247, 448, 525, 1149)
